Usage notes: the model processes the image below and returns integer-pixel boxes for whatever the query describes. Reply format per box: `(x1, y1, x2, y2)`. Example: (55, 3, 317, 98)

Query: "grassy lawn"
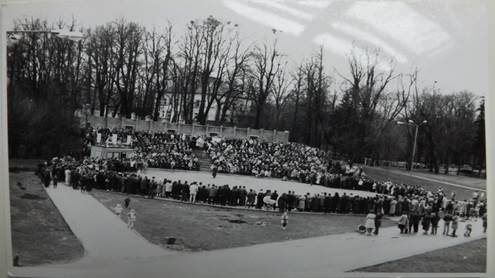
(9, 172, 84, 266)
(353, 238, 486, 273)
(91, 190, 394, 252)
(363, 167, 480, 201)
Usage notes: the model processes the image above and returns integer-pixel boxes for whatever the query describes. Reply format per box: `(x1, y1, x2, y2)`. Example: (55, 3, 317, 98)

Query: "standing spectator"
(247, 189, 256, 208)
(482, 212, 487, 233)
(422, 213, 431, 235)
(443, 211, 452, 236)
(189, 182, 198, 203)
(365, 211, 376, 236)
(64, 168, 71, 186)
(451, 213, 459, 237)
(430, 212, 439, 235)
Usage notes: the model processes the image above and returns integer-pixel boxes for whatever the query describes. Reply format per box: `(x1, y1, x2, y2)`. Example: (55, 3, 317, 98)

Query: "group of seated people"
(206, 138, 329, 180)
(133, 131, 200, 171)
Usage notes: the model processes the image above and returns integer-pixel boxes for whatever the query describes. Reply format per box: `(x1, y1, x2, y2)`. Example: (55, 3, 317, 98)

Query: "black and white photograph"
(0, 0, 491, 277)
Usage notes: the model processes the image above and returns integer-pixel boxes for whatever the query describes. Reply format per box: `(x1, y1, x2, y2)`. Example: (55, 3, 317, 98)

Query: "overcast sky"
(3, 0, 488, 96)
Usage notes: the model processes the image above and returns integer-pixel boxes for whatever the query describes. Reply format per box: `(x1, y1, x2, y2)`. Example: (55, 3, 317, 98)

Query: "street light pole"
(411, 124, 419, 171)
(397, 119, 427, 171)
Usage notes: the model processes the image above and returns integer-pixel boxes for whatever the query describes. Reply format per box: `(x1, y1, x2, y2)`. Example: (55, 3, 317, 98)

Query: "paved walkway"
(11, 184, 485, 278)
(39, 185, 172, 267)
(402, 172, 486, 191)
(365, 166, 486, 191)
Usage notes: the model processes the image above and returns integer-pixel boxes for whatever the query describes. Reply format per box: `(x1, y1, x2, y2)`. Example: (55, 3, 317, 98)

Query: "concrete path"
(401, 172, 486, 191)
(11, 193, 485, 278)
(40, 185, 172, 267)
(365, 167, 486, 191)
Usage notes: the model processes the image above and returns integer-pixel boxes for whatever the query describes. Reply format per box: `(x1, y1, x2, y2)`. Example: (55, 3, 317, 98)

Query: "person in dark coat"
(71, 170, 80, 190)
(310, 194, 320, 212)
(287, 191, 296, 211)
(212, 164, 218, 178)
(256, 190, 265, 209)
(247, 189, 256, 208)
(422, 213, 432, 235)
(42, 168, 51, 188)
(239, 186, 247, 206)
(278, 193, 287, 213)
(323, 193, 331, 213)
(270, 190, 279, 209)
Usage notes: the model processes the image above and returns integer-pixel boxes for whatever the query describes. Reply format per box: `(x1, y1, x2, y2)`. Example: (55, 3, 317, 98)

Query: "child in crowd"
(281, 210, 289, 230)
(398, 213, 408, 234)
(127, 209, 136, 229)
(464, 223, 472, 237)
(365, 211, 376, 236)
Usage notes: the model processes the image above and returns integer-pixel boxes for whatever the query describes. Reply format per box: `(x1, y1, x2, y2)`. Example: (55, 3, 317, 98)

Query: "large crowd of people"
(133, 131, 200, 171)
(206, 138, 330, 181)
(37, 155, 487, 236)
(44, 126, 486, 238)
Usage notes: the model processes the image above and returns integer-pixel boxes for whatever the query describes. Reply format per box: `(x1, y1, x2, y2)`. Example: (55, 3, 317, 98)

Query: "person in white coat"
(64, 168, 71, 186)
(365, 211, 376, 235)
(189, 183, 198, 203)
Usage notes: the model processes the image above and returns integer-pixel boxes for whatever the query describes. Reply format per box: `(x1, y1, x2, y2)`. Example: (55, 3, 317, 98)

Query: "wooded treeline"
(7, 17, 485, 175)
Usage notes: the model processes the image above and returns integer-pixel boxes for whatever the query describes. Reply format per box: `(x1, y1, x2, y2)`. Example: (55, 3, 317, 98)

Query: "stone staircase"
(194, 149, 212, 172)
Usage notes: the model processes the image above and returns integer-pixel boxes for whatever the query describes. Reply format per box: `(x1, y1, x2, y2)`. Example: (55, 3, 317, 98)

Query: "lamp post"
(397, 119, 428, 171)
(7, 29, 84, 42)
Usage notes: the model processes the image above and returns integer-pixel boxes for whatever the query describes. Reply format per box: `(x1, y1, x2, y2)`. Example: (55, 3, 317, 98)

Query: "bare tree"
(271, 61, 292, 128)
(249, 39, 283, 129)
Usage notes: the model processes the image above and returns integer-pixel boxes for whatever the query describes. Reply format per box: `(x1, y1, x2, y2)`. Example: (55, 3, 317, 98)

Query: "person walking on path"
(211, 164, 218, 178)
(124, 197, 131, 209)
(127, 209, 137, 230)
(113, 204, 123, 217)
(281, 210, 289, 230)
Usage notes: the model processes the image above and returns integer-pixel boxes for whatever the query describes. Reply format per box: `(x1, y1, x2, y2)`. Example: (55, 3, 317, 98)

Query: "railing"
(77, 113, 290, 142)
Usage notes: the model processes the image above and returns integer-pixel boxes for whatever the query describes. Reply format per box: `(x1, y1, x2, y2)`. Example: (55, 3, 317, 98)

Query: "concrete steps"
(193, 149, 212, 172)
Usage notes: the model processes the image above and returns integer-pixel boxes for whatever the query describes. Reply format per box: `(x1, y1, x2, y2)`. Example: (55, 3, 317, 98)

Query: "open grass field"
(353, 238, 486, 273)
(363, 166, 484, 201)
(91, 189, 394, 252)
(9, 172, 84, 266)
